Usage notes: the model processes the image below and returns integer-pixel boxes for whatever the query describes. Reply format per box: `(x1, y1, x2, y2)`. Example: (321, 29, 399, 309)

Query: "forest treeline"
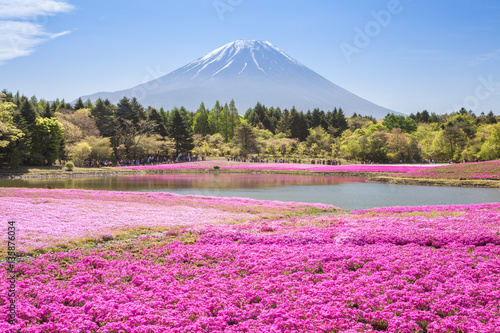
(0, 89, 499, 168)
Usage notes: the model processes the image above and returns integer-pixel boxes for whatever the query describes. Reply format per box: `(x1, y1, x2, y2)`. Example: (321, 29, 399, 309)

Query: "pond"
(1, 173, 499, 210)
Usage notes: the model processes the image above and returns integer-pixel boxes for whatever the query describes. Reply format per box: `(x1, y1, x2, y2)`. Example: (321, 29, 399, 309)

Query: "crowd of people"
(82, 154, 208, 168)
(81, 154, 483, 168)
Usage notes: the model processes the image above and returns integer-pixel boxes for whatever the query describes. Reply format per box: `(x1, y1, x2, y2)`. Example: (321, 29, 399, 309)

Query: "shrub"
(65, 162, 74, 171)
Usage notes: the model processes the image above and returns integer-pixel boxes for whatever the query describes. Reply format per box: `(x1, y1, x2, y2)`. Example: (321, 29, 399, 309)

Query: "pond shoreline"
(1, 167, 499, 188)
(368, 175, 500, 188)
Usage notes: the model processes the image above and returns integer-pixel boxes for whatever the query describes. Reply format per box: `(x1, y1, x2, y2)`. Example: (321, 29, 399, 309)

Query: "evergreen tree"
(289, 107, 309, 141)
(130, 97, 146, 125)
(167, 108, 194, 154)
(84, 99, 94, 109)
(41, 102, 53, 118)
(148, 107, 168, 137)
(116, 97, 133, 123)
(228, 99, 240, 139)
(74, 97, 85, 110)
(220, 103, 231, 142)
(18, 97, 37, 129)
(208, 101, 222, 134)
(277, 108, 290, 135)
(337, 108, 348, 135)
(232, 123, 259, 155)
(193, 102, 211, 136)
(93, 98, 116, 137)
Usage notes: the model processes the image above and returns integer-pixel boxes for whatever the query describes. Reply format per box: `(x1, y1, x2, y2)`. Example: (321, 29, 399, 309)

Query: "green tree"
(208, 101, 222, 134)
(441, 114, 476, 161)
(73, 97, 85, 110)
(92, 98, 116, 137)
(0, 99, 25, 167)
(383, 113, 417, 134)
(130, 97, 147, 125)
(148, 107, 168, 137)
(479, 123, 500, 160)
(18, 97, 37, 129)
(289, 108, 309, 141)
(193, 102, 211, 136)
(167, 108, 194, 154)
(31, 117, 64, 165)
(69, 141, 92, 167)
(276, 108, 290, 136)
(366, 130, 388, 162)
(116, 97, 133, 123)
(84, 136, 113, 161)
(305, 126, 332, 156)
(232, 123, 260, 155)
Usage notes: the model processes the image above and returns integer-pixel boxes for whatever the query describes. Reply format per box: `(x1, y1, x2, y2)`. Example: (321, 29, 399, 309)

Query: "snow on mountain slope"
(79, 40, 398, 117)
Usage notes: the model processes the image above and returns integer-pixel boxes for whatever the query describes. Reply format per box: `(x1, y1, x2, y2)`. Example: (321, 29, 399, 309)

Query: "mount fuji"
(79, 40, 397, 117)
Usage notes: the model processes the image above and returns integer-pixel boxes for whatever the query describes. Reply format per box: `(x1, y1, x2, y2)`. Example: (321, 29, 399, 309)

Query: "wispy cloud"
(470, 49, 500, 66)
(0, 0, 74, 64)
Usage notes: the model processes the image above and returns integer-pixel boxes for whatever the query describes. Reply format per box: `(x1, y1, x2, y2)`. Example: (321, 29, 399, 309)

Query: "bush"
(65, 162, 74, 171)
(213, 166, 220, 170)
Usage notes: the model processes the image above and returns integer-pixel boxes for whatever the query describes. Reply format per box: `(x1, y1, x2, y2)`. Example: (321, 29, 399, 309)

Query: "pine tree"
(208, 101, 222, 134)
(93, 98, 116, 137)
(220, 103, 231, 142)
(228, 99, 240, 140)
(193, 102, 211, 136)
(167, 108, 194, 154)
(148, 108, 168, 137)
(19, 97, 37, 128)
(130, 97, 146, 125)
(277, 108, 290, 135)
(233, 123, 259, 155)
(289, 107, 309, 141)
(74, 97, 85, 110)
(337, 108, 348, 134)
(41, 102, 53, 118)
(116, 97, 133, 123)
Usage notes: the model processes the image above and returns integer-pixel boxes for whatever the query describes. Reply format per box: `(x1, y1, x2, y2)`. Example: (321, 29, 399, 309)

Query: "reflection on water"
(1, 173, 499, 210)
(0, 174, 367, 191)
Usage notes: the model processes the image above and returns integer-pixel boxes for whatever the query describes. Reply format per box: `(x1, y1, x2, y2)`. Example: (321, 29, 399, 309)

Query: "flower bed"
(0, 188, 338, 255)
(400, 161, 500, 180)
(2, 203, 499, 332)
(122, 161, 436, 174)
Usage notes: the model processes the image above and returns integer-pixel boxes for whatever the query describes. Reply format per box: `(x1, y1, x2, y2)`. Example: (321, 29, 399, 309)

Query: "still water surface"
(1, 173, 499, 210)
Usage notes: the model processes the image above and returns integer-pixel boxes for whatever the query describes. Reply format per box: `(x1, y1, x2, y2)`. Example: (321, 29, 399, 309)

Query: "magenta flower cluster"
(2, 202, 499, 332)
(121, 161, 436, 173)
(0, 188, 337, 253)
(403, 161, 500, 180)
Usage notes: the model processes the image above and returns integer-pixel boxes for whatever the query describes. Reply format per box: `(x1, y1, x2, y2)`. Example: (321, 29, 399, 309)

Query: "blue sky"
(1, 0, 499, 115)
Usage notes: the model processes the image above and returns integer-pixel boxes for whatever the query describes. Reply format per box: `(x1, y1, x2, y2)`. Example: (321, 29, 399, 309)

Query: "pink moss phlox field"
(0, 188, 338, 253)
(402, 161, 500, 180)
(121, 161, 437, 173)
(2, 203, 500, 332)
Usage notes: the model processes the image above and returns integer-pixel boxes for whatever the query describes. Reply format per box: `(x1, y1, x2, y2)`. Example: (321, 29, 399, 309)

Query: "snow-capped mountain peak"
(78, 40, 398, 117)
(182, 40, 305, 79)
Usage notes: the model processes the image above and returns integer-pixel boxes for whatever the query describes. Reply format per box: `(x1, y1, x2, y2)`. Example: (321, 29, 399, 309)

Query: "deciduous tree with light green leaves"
(31, 117, 64, 165)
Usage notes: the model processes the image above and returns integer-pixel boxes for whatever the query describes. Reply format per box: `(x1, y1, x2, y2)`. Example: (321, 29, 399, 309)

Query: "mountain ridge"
(79, 40, 399, 117)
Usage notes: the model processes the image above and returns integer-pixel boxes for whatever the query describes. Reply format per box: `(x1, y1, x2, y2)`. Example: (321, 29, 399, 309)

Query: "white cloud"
(0, 0, 74, 19)
(0, 0, 73, 64)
